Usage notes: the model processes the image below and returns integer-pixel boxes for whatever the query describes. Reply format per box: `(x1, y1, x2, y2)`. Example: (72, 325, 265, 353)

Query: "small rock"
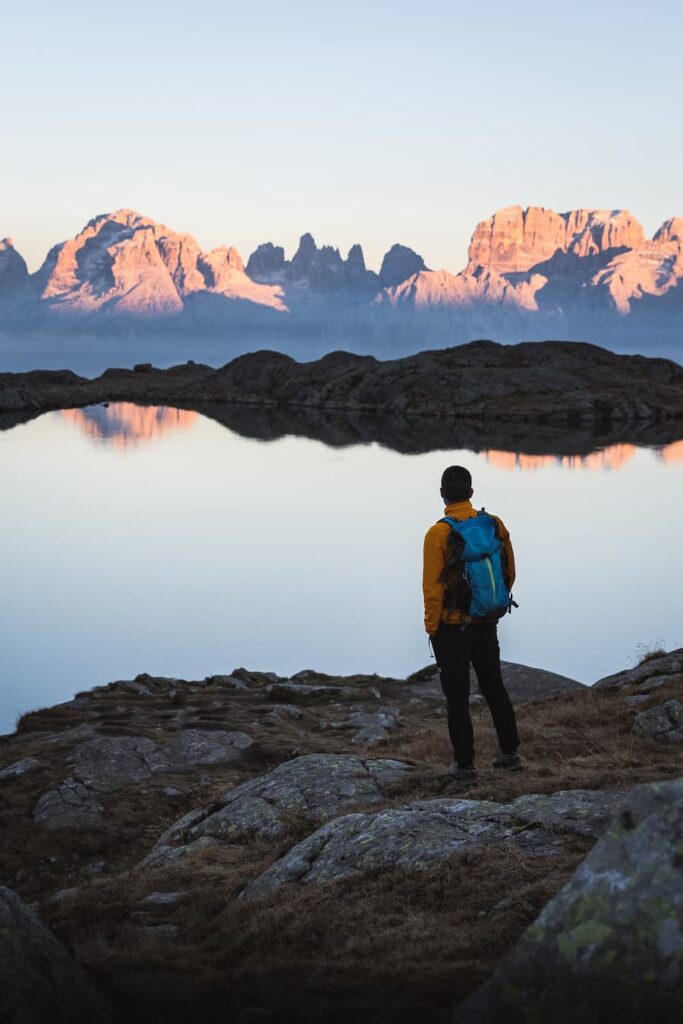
(141, 891, 181, 906)
(624, 694, 652, 704)
(33, 779, 104, 828)
(267, 704, 303, 721)
(205, 674, 250, 691)
(635, 672, 683, 693)
(490, 896, 515, 914)
(632, 699, 683, 741)
(351, 725, 389, 746)
(82, 861, 109, 877)
(0, 756, 42, 779)
(163, 787, 185, 797)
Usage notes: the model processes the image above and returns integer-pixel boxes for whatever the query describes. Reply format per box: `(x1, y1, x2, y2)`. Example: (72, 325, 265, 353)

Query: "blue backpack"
(440, 510, 513, 620)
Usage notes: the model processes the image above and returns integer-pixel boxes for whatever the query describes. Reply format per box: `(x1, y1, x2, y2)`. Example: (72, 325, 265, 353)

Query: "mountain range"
(1, 206, 682, 348)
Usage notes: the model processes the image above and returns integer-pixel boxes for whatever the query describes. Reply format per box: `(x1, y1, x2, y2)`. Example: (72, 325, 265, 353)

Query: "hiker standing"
(423, 465, 521, 784)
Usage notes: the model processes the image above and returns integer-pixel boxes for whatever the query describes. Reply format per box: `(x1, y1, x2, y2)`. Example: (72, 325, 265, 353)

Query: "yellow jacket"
(422, 500, 516, 635)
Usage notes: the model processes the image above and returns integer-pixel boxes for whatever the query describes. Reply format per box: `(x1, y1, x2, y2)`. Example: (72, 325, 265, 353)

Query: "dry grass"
(2, 667, 682, 1023)
(45, 838, 591, 1024)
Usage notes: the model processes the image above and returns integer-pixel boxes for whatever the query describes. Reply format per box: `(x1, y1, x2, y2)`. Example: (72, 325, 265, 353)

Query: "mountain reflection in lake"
(1, 401, 681, 733)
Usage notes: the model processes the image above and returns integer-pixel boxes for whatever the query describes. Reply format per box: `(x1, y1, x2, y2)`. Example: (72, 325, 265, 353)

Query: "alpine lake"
(1, 400, 682, 733)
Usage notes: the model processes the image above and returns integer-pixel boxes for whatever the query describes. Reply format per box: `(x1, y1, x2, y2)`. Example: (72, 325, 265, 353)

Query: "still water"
(1, 403, 682, 734)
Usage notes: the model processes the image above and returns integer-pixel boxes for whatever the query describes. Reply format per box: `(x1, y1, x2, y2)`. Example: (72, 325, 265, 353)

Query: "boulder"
(407, 660, 582, 702)
(0, 885, 111, 1022)
(68, 735, 165, 791)
(240, 788, 624, 898)
(594, 649, 683, 691)
(160, 728, 255, 769)
(509, 789, 625, 838)
(452, 778, 683, 1024)
(33, 778, 104, 828)
(632, 700, 683, 742)
(67, 729, 255, 791)
(142, 754, 414, 865)
(351, 725, 389, 746)
(240, 799, 564, 899)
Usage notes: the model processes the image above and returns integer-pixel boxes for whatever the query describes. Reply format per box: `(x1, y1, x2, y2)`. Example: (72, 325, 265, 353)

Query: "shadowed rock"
(239, 789, 623, 898)
(0, 885, 111, 1022)
(240, 799, 562, 898)
(66, 730, 255, 792)
(407, 660, 583, 702)
(508, 789, 626, 838)
(141, 754, 413, 867)
(452, 778, 683, 1024)
(2, 341, 683, 431)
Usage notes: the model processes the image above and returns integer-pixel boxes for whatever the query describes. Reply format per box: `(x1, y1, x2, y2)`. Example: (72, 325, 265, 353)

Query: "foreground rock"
(240, 789, 625, 898)
(142, 754, 413, 866)
(453, 778, 683, 1024)
(0, 884, 111, 1023)
(2, 340, 683, 429)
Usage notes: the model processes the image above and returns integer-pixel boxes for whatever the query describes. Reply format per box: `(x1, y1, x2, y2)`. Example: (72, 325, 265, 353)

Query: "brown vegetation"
(1, 668, 681, 1023)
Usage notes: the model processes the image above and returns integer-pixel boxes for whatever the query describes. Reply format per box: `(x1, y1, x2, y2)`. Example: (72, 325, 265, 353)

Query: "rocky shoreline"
(2, 340, 683, 435)
(1, 651, 682, 1022)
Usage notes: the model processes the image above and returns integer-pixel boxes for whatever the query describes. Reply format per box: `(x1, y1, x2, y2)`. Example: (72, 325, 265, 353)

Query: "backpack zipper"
(484, 556, 496, 598)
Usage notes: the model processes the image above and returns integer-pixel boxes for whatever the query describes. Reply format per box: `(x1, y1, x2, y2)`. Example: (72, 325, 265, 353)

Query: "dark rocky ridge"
(1, 341, 683, 436)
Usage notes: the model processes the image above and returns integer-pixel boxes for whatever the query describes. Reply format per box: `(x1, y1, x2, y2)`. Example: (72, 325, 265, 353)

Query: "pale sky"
(3, 0, 681, 272)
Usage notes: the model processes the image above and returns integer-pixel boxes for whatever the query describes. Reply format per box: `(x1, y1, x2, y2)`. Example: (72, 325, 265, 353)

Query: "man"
(423, 465, 521, 784)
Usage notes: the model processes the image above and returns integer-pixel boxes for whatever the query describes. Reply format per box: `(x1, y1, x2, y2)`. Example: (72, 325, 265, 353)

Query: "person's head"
(440, 465, 473, 504)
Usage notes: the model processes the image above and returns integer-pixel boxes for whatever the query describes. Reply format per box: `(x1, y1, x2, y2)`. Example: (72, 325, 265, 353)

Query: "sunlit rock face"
(380, 266, 546, 312)
(61, 403, 197, 447)
(484, 444, 638, 473)
(464, 205, 682, 315)
(466, 206, 646, 274)
(34, 209, 285, 316)
(3, 205, 682, 328)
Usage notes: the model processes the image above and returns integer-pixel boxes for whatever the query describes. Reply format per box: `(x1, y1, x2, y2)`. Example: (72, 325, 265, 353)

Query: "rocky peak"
(247, 233, 378, 293)
(466, 205, 646, 274)
(379, 244, 428, 287)
(654, 217, 683, 248)
(564, 209, 644, 257)
(32, 210, 284, 316)
(246, 242, 286, 281)
(0, 236, 29, 293)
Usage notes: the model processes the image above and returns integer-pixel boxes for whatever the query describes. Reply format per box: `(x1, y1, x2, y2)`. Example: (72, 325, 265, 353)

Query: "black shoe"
(447, 763, 478, 785)
(492, 750, 523, 771)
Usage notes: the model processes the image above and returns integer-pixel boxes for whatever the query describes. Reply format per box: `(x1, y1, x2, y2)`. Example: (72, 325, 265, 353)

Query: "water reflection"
(61, 404, 198, 447)
(1, 401, 682, 734)
(60, 402, 683, 470)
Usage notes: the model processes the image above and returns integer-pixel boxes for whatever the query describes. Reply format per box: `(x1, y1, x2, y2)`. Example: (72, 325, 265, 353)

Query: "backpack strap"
(440, 516, 461, 528)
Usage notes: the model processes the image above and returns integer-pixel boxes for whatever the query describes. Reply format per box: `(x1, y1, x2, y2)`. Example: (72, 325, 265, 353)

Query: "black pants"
(432, 621, 519, 767)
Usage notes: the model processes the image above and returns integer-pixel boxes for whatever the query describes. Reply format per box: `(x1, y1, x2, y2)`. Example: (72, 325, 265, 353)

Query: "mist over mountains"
(1, 205, 681, 367)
